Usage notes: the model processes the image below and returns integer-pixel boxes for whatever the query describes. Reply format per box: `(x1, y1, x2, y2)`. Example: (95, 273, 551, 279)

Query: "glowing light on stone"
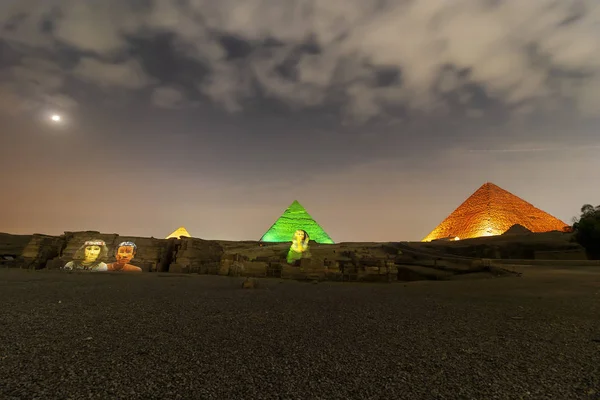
(287, 229, 311, 264)
(422, 182, 569, 241)
(260, 200, 334, 244)
(166, 226, 191, 239)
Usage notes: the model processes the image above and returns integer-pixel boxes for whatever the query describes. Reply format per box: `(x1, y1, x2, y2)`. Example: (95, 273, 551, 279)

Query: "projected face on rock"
(84, 245, 102, 262)
(63, 240, 109, 272)
(117, 245, 135, 263)
(287, 229, 311, 264)
(107, 241, 142, 272)
(293, 230, 309, 251)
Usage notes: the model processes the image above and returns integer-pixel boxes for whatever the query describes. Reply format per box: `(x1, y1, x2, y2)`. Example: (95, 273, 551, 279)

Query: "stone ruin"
(0, 229, 590, 282)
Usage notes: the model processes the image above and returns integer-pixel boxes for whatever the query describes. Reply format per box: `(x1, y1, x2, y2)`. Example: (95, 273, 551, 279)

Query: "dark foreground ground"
(0, 268, 599, 399)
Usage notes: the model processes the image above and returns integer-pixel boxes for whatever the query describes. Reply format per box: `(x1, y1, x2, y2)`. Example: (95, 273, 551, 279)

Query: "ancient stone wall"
(42, 232, 177, 272)
(0, 230, 594, 282)
(533, 249, 588, 260)
(0, 233, 33, 268)
(168, 237, 224, 274)
(116, 235, 173, 272)
(20, 234, 65, 270)
(0, 233, 32, 257)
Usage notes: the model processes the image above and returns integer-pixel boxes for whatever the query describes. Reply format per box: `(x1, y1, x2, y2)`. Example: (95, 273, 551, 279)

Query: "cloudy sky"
(1, 0, 599, 242)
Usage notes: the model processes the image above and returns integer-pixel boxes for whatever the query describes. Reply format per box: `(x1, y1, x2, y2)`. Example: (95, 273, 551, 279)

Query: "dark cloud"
(150, 86, 187, 108)
(218, 35, 254, 60)
(1, 0, 599, 121)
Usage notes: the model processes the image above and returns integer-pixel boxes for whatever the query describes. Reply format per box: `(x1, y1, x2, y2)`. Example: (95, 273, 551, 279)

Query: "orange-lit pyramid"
(422, 182, 568, 241)
(165, 226, 191, 239)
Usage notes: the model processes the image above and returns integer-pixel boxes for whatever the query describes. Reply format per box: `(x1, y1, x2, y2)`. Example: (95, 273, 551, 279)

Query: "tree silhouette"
(572, 204, 600, 260)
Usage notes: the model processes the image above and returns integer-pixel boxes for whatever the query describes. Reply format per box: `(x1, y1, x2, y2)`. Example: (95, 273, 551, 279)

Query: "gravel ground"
(0, 268, 599, 400)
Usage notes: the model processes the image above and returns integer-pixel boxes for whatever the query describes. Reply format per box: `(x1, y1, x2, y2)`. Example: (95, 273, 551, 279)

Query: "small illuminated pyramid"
(165, 226, 192, 239)
(422, 182, 568, 241)
(260, 200, 334, 244)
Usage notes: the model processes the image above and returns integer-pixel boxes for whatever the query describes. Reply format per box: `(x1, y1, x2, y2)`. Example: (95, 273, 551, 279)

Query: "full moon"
(51, 114, 61, 122)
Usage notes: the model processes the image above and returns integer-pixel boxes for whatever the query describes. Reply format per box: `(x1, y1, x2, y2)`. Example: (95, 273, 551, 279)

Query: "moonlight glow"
(50, 114, 61, 122)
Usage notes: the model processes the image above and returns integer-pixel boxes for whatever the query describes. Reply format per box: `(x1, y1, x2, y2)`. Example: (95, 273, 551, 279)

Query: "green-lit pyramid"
(260, 200, 335, 244)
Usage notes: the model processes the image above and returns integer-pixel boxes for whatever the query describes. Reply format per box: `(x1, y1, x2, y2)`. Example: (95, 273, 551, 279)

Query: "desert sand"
(0, 266, 598, 399)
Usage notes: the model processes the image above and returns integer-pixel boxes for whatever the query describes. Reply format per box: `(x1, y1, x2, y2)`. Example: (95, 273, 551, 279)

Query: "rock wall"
(417, 231, 584, 260)
(42, 232, 177, 272)
(0, 230, 592, 282)
(0, 233, 33, 267)
(168, 237, 224, 274)
(0, 233, 32, 256)
(20, 234, 65, 270)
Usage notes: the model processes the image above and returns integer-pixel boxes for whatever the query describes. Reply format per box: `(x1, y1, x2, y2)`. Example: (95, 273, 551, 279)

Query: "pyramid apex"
(165, 226, 192, 239)
(476, 182, 504, 192)
(287, 200, 306, 211)
(481, 181, 497, 188)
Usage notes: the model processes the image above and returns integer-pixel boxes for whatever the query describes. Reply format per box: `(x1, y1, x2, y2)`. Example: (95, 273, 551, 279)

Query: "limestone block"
(219, 259, 232, 276)
(228, 261, 245, 277)
(20, 234, 65, 269)
(364, 266, 380, 275)
(324, 270, 343, 281)
(299, 258, 324, 270)
(168, 263, 187, 274)
(242, 261, 268, 277)
(175, 238, 224, 263)
(134, 261, 152, 272)
(303, 268, 327, 281)
(281, 265, 303, 280)
(265, 263, 281, 278)
(534, 249, 587, 260)
(45, 258, 66, 270)
(0, 233, 33, 257)
(202, 262, 220, 275)
(358, 257, 386, 267)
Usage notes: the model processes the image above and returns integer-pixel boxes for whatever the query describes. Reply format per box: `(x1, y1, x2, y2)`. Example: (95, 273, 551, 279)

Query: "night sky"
(1, 0, 599, 242)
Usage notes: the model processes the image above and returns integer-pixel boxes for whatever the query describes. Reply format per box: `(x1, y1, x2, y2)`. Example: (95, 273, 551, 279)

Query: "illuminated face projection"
(106, 241, 142, 272)
(63, 240, 109, 272)
(286, 229, 311, 264)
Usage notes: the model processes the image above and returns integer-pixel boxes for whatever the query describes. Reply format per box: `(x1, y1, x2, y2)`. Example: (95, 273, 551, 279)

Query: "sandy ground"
(0, 268, 599, 400)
